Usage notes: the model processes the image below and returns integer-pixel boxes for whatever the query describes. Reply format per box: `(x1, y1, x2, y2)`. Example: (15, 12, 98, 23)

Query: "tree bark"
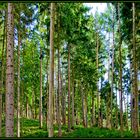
(72, 67, 75, 127)
(46, 59, 49, 129)
(61, 78, 66, 125)
(84, 90, 87, 128)
(91, 92, 96, 126)
(96, 31, 100, 128)
(17, 18, 21, 137)
(81, 83, 87, 128)
(5, 3, 14, 137)
(106, 32, 111, 129)
(129, 53, 134, 131)
(0, 9, 6, 137)
(48, 3, 55, 137)
(39, 48, 43, 128)
(111, 9, 115, 129)
(132, 2, 138, 137)
(118, 3, 123, 134)
(115, 82, 118, 129)
(81, 83, 85, 127)
(68, 44, 71, 131)
(57, 21, 62, 136)
(26, 96, 29, 119)
(124, 95, 128, 130)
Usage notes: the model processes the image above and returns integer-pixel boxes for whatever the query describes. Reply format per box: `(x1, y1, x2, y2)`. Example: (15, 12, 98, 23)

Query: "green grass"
(1, 118, 135, 138)
(63, 127, 134, 138)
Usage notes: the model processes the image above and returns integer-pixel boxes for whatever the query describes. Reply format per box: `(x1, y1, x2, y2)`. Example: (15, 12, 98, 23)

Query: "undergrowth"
(1, 118, 136, 138)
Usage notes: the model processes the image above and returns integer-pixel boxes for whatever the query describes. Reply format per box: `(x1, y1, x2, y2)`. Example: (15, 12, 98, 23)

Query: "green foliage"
(1, 118, 135, 138)
(63, 127, 134, 138)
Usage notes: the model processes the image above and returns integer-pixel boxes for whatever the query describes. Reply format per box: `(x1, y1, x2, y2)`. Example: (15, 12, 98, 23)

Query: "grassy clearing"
(1, 118, 135, 138)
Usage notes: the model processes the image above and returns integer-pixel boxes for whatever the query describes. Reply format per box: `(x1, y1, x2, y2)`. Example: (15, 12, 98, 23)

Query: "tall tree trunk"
(111, 9, 115, 129)
(5, 3, 14, 137)
(54, 84, 56, 124)
(118, 3, 123, 134)
(130, 55, 134, 131)
(124, 95, 128, 130)
(0, 10, 6, 137)
(68, 44, 71, 131)
(96, 31, 100, 127)
(26, 96, 29, 119)
(61, 78, 66, 125)
(20, 82, 24, 137)
(106, 93, 111, 129)
(81, 83, 85, 127)
(72, 67, 75, 127)
(106, 32, 111, 129)
(84, 90, 87, 128)
(46, 59, 49, 129)
(126, 91, 129, 130)
(32, 87, 35, 119)
(132, 2, 138, 137)
(57, 21, 62, 136)
(81, 83, 87, 128)
(17, 19, 21, 137)
(59, 67, 62, 131)
(21, 47, 25, 123)
(3, 9, 7, 119)
(39, 48, 43, 128)
(48, 3, 55, 137)
(91, 92, 95, 126)
(115, 82, 118, 129)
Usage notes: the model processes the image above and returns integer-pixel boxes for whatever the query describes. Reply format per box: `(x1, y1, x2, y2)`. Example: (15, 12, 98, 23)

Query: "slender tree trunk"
(57, 28, 62, 136)
(111, 9, 115, 129)
(106, 32, 111, 129)
(54, 85, 56, 124)
(17, 20, 21, 137)
(48, 3, 55, 137)
(118, 3, 123, 134)
(39, 48, 43, 128)
(61, 78, 66, 125)
(84, 90, 87, 128)
(5, 3, 14, 137)
(81, 83, 85, 127)
(26, 96, 29, 119)
(60, 68, 62, 124)
(126, 91, 129, 130)
(132, 3, 138, 137)
(91, 92, 95, 126)
(129, 53, 134, 131)
(21, 47, 25, 136)
(68, 44, 71, 131)
(115, 82, 118, 129)
(106, 93, 111, 129)
(32, 87, 35, 119)
(124, 96, 128, 130)
(96, 31, 100, 127)
(72, 67, 75, 127)
(3, 10, 7, 119)
(46, 59, 49, 129)
(20, 82, 24, 137)
(100, 77, 103, 128)
(0, 10, 6, 137)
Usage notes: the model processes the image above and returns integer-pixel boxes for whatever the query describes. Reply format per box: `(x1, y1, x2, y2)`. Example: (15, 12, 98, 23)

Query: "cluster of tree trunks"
(0, 2, 139, 138)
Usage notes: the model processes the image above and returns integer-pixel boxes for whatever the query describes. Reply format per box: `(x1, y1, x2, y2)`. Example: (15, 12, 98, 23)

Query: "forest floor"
(1, 118, 137, 138)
